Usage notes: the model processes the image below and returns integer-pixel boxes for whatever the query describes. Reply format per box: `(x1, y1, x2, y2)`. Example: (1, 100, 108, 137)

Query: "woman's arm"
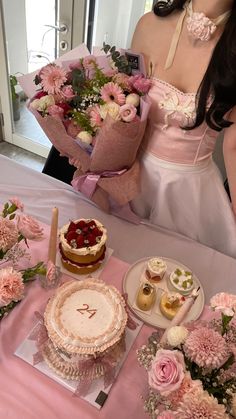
(223, 107, 236, 215)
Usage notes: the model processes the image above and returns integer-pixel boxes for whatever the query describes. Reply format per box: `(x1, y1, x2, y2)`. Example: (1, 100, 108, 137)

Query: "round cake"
(43, 278, 128, 380)
(59, 218, 107, 274)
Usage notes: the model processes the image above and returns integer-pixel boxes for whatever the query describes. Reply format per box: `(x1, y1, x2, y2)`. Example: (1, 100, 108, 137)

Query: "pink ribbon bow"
(71, 169, 127, 199)
(28, 311, 48, 365)
(75, 354, 117, 396)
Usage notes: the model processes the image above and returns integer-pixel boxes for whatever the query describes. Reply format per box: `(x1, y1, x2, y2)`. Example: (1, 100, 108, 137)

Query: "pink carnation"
(0, 267, 24, 307)
(175, 388, 228, 418)
(17, 214, 44, 240)
(129, 74, 151, 94)
(148, 349, 185, 396)
(183, 327, 228, 370)
(119, 104, 137, 122)
(40, 64, 67, 95)
(210, 292, 236, 312)
(9, 197, 24, 211)
(0, 218, 18, 252)
(168, 372, 203, 409)
(100, 82, 126, 105)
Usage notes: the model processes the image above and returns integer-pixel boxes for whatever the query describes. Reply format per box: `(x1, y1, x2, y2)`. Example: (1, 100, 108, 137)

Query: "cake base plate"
(14, 318, 142, 410)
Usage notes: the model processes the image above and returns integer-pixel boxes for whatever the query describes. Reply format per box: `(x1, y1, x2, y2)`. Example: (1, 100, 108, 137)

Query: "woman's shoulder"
(131, 10, 178, 51)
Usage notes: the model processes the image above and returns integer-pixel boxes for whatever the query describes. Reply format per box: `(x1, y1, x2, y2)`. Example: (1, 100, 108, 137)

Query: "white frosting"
(60, 289, 113, 338)
(60, 219, 107, 256)
(169, 268, 194, 293)
(47, 279, 127, 349)
(147, 258, 167, 276)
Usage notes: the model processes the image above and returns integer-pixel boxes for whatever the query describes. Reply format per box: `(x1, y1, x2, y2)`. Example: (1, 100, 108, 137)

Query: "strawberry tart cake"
(59, 218, 107, 274)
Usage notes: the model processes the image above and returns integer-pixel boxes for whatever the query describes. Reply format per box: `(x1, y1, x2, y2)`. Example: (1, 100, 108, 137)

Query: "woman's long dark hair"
(153, 0, 236, 131)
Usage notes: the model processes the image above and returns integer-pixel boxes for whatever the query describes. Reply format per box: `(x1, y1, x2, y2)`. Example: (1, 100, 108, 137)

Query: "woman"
(131, 0, 236, 258)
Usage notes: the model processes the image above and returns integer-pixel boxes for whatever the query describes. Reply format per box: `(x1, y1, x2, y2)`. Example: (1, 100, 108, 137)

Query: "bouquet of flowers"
(28, 44, 151, 213)
(0, 197, 46, 318)
(0, 197, 44, 264)
(137, 293, 236, 418)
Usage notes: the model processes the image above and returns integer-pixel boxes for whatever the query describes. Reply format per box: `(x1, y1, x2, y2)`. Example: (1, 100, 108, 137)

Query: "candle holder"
(40, 261, 61, 289)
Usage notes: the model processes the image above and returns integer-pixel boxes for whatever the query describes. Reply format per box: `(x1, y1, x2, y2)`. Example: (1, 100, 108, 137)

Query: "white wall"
(92, 0, 146, 49)
(2, 0, 28, 76)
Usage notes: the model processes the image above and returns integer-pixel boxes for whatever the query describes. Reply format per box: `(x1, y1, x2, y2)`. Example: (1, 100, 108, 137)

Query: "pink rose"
(129, 74, 151, 94)
(17, 214, 44, 240)
(61, 85, 75, 99)
(119, 104, 137, 122)
(48, 105, 64, 120)
(69, 60, 83, 71)
(9, 197, 24, 211)
(158, 412, 175, 419)
(148, 349, 185, 396)
(0, 267, 24, 307)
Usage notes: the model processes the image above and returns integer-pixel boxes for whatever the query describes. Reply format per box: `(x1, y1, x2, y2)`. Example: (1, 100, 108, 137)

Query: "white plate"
(123, 256, 205, 329)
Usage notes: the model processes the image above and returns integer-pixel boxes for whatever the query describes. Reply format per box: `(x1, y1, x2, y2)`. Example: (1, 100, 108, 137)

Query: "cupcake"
(168, 267, 194, 295)
(145, 257, 167, 282)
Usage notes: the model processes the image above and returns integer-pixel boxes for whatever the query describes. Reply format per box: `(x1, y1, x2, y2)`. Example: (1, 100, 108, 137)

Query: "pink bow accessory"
(75, 354, 117, 396)
(71, 168, 127, 199)
(186, 12, 217, 41)
(28, 312, 48, 365)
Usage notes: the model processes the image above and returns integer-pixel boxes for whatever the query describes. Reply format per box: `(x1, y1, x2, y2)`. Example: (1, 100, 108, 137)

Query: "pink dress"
(132, 77, 236, 258)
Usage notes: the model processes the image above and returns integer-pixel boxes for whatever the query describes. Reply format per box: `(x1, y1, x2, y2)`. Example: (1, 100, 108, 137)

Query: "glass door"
(0, 0, 86, 157)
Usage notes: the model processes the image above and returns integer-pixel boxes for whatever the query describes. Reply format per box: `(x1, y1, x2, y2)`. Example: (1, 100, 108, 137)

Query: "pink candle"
(48, 207, 58, 264)
(160, 288, 199, 344)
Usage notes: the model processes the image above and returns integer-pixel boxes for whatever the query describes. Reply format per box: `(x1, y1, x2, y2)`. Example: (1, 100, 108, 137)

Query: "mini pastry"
(145, 257, 167, 282)
(160, 292, 185, 320)
(169, 268, 194, 295)
(136, 282, 156, 311)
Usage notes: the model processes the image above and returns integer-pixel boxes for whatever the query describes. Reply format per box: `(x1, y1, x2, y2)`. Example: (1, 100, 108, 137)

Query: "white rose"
(126, 93, 140, 107)
(167, 326, 189, 347)
(99, 103, 121, 121)
(30, 94, 55, 112)
(76, 131, 93, 144)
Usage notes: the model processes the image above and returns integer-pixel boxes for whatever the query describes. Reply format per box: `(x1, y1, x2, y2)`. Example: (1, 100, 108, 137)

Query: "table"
(0, 154, 236, 419)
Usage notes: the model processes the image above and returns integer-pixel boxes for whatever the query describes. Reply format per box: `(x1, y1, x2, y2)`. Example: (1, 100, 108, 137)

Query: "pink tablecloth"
(0, 225, 155, 419)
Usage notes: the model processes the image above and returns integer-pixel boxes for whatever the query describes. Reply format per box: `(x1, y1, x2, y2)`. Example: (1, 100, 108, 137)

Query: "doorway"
(0, 0, 86, 157)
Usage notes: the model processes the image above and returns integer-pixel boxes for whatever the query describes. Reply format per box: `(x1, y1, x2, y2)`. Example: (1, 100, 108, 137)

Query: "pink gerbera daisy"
(175, 388, 228, 418)
(183, 327, 228, 370)
(40, 64, 67, 95)
(100, 82, 125, 105)
(88, 105, 103, 128)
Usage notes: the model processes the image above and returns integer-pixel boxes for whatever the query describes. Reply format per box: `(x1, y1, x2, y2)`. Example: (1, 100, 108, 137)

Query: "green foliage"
(9, 75, 18, 101)
(102, 43, 132, 75)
